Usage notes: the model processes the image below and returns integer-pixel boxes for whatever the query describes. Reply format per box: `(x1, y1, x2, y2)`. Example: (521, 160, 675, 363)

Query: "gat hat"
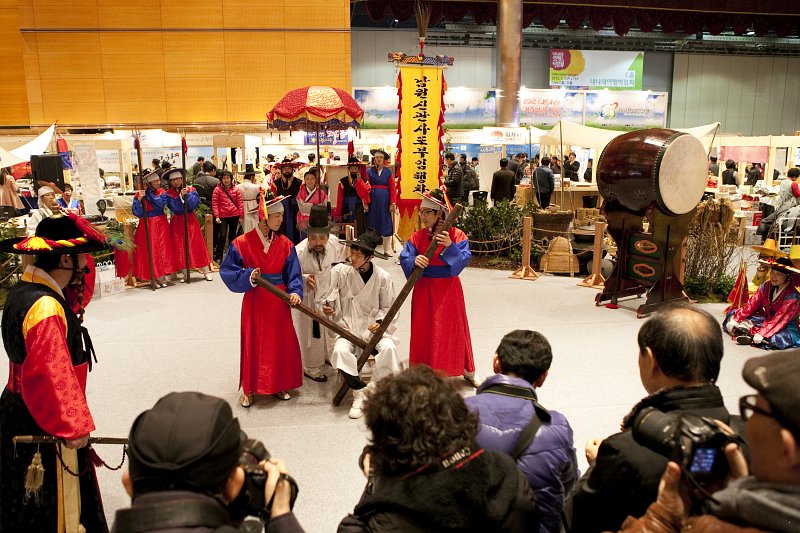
(370, 148, 390, 160)
(347, 155, 365, 166)
(162, 168, 185, 183)
(757, 256, 800, 276)
(418, 190, 448, 212)
(742, 351, 800, 438)
(143, 170, 161, 184)
(240, 163, 258, 177)
(306, 204, 337, 235)
(344, 228, 388, 259)
(259, 191, 286, 219)
(752, 238, 787, 258)
(0, 212, 109, 256)
(127, 392, 244, 493)
(279, 158, 301, 169)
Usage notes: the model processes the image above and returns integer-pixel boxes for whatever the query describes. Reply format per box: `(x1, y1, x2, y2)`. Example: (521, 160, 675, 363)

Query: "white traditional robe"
(328, 262, 406, 381)
(236, 180, 262, 234)
(292, 237, 347, 370)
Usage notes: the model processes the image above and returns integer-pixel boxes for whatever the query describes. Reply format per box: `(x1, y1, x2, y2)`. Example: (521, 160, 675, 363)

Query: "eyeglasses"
(419, 209, 436, 216)
(739, 394, 777, 422)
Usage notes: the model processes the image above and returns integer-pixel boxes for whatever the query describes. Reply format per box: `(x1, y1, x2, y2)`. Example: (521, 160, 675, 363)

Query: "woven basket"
(540, 236, 580, 275)
(533, 210, 573, 241)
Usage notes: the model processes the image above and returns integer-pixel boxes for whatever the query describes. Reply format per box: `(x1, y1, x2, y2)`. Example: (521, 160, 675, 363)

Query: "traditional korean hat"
(344, 227, 388, 259)
(306, 204, 337, 235)
(0, 212, 109, 255)
(258, 190, 286, 219)
(144, 170, 161, 184)
(162, 168, 185, 183)
(418, 189, 448, 212)
(347, 155, 365, 167)
(752, 238, 787, 258)
(279, 157, 301, 169)
(370, 148, 390, 160)
(240, 163, 258, 178)
(757, 256, 800, 275)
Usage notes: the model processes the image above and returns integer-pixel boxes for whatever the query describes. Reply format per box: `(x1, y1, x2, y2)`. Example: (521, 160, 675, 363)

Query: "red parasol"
(267, 86, 364, 168)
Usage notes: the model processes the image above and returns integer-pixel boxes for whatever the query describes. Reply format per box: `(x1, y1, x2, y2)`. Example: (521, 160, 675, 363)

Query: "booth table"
(552, 184, 602, 211)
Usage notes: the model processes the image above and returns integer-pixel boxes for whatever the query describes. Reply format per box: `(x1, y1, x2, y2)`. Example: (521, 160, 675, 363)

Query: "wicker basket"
(540, 236, 580, 275)
(533, 210, 573, 241)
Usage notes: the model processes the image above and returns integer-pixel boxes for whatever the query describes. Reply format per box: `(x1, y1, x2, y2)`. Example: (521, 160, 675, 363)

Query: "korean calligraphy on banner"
(396, 65, 446, 239)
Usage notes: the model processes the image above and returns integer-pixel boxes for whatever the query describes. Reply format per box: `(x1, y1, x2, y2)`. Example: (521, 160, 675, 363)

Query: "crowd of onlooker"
(110, 303, 800, 532)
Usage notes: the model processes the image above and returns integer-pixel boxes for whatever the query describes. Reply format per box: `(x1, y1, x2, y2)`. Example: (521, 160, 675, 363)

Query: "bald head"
(637, 304, 723, 383)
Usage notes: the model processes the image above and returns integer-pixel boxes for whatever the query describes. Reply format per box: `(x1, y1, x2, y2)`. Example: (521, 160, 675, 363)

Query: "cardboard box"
(743, 226, 761, 245)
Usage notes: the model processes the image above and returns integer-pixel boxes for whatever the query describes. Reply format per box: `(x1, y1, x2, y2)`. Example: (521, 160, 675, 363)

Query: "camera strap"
(479, 383, 551, 460)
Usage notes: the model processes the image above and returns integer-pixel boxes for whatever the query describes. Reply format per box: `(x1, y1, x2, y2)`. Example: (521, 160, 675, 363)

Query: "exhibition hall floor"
(1, 260, 757, 532)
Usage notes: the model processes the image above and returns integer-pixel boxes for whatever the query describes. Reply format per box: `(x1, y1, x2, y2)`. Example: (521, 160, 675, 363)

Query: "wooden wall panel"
(225, 77, 284, 100)
(224, 53, 285, 77)
(164, 79, 226, 101)
(286, 33, 347, 55)
(100, 33, 164, 55)
(106, 102, 167, 123)
(102, 54, 164, 78)
(0, 4, 28, 125)
(98, 5, 159, 28)
(23, 54, 39, 78)
(222, 7, 284, 28)
(36, 33, 100, 55)
(16, 4, 33, 27)
(166, 100, 227, 122)
(38, 54, 102, 79)
(223, 32, 284, 54)
(41, 79, 104, 102)
(164, 53, 224, 78)
(161, 3, 223, 28)
(104, 78, 166, 102)
(25, 79, 41, 103)
(0, 104, 31, 124)
(162, 34, 224, 55)
(43, 102, 107, 124)
(227, 100, 274, 121)
(33, 6, 98, 28)
(27, 103, 45, 125)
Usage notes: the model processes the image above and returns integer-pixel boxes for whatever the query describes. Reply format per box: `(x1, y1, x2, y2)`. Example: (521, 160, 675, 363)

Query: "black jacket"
(112, 491, 304, 533)
(338, 449, 538, 532)
(444, 163, 463, 205)
(193, 173, 220, 207)
(491, 169, 516, 203)
(566, 384, 734, 533)
(565, 161, 581, 181)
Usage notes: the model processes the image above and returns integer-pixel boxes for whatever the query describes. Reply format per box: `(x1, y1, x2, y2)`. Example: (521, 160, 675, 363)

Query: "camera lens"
(631, 407, 682, 459)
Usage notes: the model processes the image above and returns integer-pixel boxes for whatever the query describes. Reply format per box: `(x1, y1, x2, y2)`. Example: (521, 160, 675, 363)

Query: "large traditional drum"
(597, 129, 708, 216)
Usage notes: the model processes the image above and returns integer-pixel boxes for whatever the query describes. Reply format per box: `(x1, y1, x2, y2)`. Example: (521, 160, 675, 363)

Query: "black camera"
(228, 438, 298, 523)
(632, 407, 734, 484)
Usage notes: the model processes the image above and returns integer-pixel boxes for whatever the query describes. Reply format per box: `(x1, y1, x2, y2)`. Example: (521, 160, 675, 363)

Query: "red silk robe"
(220, 228, 304, 395)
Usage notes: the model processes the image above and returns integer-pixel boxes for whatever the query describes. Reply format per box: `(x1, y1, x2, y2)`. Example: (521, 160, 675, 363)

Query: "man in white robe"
(236, 164, 262, 234)
(328, 228, 407, 419)
(293, 205, 346, 382)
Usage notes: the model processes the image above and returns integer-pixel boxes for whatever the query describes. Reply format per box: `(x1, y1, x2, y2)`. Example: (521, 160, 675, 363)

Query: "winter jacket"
(338, 449, 538, 532)
(212, 184, 243, 219)
(567, 384, 734, 533)
(111, 490, 305, 533)
(465, 374, 578, 533)
(193, 173, 220, 207)
(444, 162, 463, 205)
(534, 166, 555, 194)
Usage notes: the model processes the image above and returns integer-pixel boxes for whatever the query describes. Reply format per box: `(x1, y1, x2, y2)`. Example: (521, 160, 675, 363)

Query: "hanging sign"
(396, 65, 446, 238)
(550, 49, 644, 90)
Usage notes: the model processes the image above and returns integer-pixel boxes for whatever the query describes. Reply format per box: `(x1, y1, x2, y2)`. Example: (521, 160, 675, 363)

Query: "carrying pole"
(181, 133, 191, 283)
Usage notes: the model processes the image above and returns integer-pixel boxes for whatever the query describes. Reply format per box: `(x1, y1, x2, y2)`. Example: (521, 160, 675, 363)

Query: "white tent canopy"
(538, 121, 623, 151)
(0, 124, 57, 166)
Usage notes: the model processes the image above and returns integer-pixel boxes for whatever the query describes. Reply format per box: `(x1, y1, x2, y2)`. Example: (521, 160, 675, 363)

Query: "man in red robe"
(0, 213, 110, 532)
(220, 194, 304, 407)
(164, 168, 213, 281)
(399, 191, 479, 387)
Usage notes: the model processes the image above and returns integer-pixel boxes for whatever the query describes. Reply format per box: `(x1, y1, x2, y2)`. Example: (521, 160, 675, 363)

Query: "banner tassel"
(23, 448, 45, 505)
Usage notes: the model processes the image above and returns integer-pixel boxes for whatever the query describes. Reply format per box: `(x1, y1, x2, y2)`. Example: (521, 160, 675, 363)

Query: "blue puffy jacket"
(465, 374, 579, 533)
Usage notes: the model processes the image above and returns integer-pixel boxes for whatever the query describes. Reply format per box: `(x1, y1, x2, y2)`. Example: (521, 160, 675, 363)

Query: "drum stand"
(596, 209, 693, 318)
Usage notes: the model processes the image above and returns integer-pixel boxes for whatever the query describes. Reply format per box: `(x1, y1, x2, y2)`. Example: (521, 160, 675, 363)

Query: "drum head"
(657, 134, 708, 215)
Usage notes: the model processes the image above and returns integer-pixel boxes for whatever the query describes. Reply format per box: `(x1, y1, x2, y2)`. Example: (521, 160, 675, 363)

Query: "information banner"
(396, 66, 445, 238)
(518, 89, 584, 128)
(482, 127, 529, 145)
(73, 144, 102, 216)
(355, 87, 494, 129)
(550, 49, 644, 90)
(584, 90, 667, 131)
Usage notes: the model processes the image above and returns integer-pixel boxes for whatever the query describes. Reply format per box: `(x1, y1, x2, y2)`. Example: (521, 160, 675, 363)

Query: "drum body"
(597, 129, 707, 216)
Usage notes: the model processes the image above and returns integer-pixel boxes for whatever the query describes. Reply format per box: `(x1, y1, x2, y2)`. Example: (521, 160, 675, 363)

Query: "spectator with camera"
(619, 350, 800, 532)
(464, 330, 578, 533)
(566, 304, 736, 533)
(112, 391, 304, 533)
(338, 365, 538, 532)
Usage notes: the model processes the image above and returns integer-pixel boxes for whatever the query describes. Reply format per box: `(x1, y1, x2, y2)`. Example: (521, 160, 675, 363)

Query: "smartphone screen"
(689, 447, 718, 474)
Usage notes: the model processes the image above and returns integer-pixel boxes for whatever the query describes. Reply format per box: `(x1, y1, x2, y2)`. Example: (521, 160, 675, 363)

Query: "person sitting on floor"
(464, 330, 579, 533)
(724, 256, 800, 349)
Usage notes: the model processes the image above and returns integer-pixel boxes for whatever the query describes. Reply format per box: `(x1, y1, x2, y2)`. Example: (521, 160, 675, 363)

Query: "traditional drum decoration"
(595, 128, 708, 317)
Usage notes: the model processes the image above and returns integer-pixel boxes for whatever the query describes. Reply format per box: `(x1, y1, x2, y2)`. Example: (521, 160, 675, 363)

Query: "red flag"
(181, 136, 188, 156)
(724, 264, 749, 313)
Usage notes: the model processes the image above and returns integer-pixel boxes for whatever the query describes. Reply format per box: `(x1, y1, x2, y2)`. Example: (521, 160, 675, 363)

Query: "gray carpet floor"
(0, 259, 759, 532)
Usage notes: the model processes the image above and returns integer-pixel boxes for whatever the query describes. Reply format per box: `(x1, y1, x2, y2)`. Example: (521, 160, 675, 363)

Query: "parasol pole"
(134, 130, 157, 291)
(316, 123, 322, 172)
(181, 132, 191, 284)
